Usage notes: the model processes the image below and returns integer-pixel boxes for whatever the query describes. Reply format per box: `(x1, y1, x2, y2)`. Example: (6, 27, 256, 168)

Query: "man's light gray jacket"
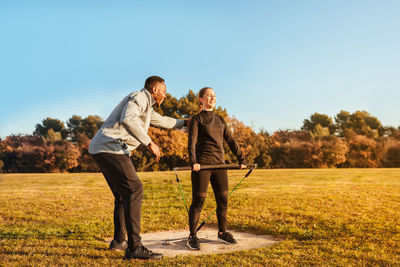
(89, 88, 185, 155)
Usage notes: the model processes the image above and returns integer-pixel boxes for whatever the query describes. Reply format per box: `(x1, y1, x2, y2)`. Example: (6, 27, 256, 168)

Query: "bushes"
(381, 138, 400, 167)
(3, 121, 400, 172)
(2, 103, 400, 172)
(0, 135, 80, 173)
(346, 135, 381, 168)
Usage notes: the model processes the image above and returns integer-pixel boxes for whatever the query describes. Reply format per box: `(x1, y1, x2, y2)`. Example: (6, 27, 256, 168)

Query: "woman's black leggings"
(188, 169, 228, 235)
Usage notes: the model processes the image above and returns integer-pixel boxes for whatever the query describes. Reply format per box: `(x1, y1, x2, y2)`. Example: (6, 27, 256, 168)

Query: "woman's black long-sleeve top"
(188, 110, 245, 166)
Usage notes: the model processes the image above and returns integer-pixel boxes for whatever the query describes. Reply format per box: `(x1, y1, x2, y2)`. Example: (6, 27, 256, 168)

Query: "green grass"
(1, 169, 400, 266)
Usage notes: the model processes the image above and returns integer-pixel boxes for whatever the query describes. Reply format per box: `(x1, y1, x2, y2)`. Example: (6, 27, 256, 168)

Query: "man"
(89, 76, 187, 260)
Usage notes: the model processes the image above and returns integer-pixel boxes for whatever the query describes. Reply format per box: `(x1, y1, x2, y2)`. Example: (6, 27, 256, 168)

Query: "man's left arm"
(150, 109, 187, 129)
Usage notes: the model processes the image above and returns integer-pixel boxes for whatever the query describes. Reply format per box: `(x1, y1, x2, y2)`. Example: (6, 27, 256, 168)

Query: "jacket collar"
(141, 88, 156, 107)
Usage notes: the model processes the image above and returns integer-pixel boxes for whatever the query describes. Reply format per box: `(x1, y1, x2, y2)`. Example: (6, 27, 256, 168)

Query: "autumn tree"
(346, 135, 382, 167)
(268, 130, 349, 168)
(381, 138, 400, 167)
(224, 117, 270, 166)
(383, 126, 400, 139)
(148, 126, 188, 170)
(320, 136, 348, 167)
(0, 135, 80, 173)
(254, 130, 272, 168)
(0, 138, 5, 173)
(269, 130, 313, 168)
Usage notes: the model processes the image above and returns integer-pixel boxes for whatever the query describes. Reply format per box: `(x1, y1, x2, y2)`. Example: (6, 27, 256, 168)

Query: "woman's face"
(199, 89, 217, 110)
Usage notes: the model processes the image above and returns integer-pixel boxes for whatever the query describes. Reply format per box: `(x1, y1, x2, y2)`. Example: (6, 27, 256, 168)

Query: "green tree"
(177, 90, 200, 117)
(155, 90, 228, 119)
(34, 117, 67, 139)
(302, 113, 334, 136)
(334, 110, 383, 138)
(154, 93, 181, 118)
(43, 128, 62, 143)
(334, 110, 351, 137)
(67, 115, 103, 141)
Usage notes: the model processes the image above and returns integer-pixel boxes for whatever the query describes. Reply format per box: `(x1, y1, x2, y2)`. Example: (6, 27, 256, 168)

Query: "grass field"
(1, 169, 400, 266)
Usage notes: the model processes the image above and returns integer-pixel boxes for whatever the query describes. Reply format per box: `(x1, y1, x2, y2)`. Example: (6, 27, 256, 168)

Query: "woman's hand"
(193, 163, 201, 172)
(239, 164, 247, 169)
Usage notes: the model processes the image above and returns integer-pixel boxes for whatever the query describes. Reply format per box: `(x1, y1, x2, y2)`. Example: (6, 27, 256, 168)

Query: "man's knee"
(121, 180, 143, 200)
(130, 180, 143, 198)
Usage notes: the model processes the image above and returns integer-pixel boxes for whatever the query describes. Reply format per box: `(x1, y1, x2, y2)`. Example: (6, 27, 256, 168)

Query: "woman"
(187, 87, 246, 250)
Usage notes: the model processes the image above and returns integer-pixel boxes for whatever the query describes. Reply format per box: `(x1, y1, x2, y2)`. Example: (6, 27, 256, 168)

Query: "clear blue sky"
(1, 0, 399, 138)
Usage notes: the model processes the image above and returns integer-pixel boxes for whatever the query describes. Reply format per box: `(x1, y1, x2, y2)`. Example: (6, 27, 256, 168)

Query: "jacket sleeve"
(188, 117, 199, 165)
(120, 96, 152, 146)
(150, 109, 186, 129)
(222, 118, 246, 164)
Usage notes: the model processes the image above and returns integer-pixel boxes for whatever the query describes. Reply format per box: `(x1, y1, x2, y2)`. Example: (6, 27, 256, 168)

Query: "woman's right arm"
(188, 117, 200, 171)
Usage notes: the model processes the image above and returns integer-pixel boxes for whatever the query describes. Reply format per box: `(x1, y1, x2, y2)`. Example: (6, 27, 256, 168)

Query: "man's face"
(152, 82, 167, 106)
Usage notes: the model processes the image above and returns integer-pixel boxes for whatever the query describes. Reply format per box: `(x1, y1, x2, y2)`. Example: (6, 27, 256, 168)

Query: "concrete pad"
(137, 226, 278, 257)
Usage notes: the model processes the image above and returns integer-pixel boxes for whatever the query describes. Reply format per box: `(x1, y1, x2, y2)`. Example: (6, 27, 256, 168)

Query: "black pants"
(188, 169, 228, 235)
(92, 152, 143, 249)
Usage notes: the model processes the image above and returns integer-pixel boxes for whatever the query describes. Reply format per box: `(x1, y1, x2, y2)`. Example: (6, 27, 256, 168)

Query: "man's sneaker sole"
(218, 237, 237, 245)
(109, 240, 128, 251)
(186, 240, 200, 250)
(110, 247, 125, 251)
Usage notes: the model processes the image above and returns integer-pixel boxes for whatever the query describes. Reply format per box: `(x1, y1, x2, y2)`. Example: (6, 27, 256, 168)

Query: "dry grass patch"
(1, 169, 400, 266)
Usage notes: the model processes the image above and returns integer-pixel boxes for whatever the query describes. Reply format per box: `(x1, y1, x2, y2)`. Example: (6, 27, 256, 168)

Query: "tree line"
(1, 91, 400, 173)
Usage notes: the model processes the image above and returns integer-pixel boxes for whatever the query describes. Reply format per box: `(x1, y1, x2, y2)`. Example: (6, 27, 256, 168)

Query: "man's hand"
(192, 163, 201, 172)
(239, 164, 247, 169)
(148, 141, 161, 162)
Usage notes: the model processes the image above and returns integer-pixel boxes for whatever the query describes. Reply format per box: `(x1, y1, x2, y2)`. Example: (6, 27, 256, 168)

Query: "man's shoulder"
(127, 89, 151, 105)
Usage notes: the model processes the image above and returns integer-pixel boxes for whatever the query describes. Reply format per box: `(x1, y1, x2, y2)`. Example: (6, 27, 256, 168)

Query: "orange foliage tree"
(0, 135, 80, 173)
(346, 135, 382, 168)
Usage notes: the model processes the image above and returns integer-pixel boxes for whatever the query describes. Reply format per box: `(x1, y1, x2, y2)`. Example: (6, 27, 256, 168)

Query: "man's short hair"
(144, 76, 165, 91)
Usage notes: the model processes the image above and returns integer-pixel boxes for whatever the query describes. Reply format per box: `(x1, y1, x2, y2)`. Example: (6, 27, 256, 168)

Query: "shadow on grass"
(2, 250, 109, 260)
(224, 220, 321, 242)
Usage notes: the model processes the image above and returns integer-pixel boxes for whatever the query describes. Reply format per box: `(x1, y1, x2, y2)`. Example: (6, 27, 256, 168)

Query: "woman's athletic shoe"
(109, 240, 128, 251)
(186, 235, 201, 250)
(124, 245, 163, 260)
(218, 232, 237, 244)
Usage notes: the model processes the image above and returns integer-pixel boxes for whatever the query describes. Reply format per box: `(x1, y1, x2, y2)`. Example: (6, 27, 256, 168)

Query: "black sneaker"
(218, 232, 237, 244)
(124, 245, 163, 260)
(109, 240, 128, 251)
(186, 235, 201, 250)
